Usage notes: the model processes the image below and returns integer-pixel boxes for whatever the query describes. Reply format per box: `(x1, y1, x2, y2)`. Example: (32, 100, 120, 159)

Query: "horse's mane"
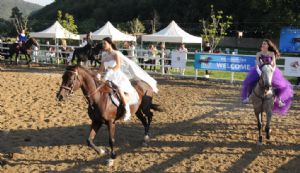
(67, 65, 101, 86)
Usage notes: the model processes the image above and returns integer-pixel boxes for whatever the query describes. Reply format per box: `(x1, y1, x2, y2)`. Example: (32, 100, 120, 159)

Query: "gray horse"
(249, 64, 275, 145)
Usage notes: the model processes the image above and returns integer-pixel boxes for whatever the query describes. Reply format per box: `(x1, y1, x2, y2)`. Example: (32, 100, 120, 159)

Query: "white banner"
(171, 51, 187, 68)
(284, 57, 300, 76)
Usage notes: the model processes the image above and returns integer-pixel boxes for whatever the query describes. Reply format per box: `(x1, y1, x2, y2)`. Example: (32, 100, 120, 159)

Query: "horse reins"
(60, 70, 114, 101)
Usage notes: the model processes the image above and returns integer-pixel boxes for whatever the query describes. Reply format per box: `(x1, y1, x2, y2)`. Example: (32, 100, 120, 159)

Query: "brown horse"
(56, 65, 161, 165)
(8, 37, 39, 65)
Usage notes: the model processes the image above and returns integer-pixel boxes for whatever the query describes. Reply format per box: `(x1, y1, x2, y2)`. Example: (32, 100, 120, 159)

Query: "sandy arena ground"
(0, 66, 299, 173)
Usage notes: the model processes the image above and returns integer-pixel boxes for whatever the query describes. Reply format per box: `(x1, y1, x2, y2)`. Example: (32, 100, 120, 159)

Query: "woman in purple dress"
(241, 39, 293, 115)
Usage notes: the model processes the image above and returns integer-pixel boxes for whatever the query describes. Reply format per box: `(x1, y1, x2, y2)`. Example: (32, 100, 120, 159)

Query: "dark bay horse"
(249, 64, 275, 145)
(71, 43, 102, 66)
(8, 38, 39, 65)
(56, 65, 161, 166)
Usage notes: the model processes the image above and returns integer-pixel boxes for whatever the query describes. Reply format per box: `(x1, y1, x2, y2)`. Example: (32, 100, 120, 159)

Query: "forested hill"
(30, 0, 300, 37)
(0, 0, 41, 20)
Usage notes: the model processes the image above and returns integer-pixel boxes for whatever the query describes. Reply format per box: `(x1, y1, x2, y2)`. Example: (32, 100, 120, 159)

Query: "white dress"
(103, 51, 139, 105)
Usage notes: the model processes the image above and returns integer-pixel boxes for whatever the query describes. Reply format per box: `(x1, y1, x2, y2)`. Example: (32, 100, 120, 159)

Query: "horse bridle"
(60, 69, 114, 98)
(60, 70, 79, 95)
(253, 63, 274, 100)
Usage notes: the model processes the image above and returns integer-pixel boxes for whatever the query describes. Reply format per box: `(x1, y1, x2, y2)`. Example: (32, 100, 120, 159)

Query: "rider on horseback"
(98, 37, 158, 121)
(241, 39, 293, 115)
(16, 29, 28, 49)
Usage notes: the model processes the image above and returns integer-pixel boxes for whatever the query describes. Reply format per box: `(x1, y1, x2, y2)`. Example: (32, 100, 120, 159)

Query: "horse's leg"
(26, 54, 32, 66)
(265, 111, 272, 141)
(107, 120, 116, 166)
(143, 107, 153, 143)
(255, 111, 263, 145)
(87, 121, 105, 155)
(135, 109, 149, 145)
(15, 53, 19, 65)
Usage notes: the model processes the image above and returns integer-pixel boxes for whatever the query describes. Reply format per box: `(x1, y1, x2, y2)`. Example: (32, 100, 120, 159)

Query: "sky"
(24, 0, 55, 6)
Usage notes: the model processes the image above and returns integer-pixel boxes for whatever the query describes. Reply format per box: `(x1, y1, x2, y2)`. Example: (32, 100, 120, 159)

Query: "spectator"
(60, 39, 68, 60)
(122, 41, 129, 56)
(45, 40, 50, 50)
(203, 41, 211, 52)
(203, 41, 211, 78)
(128, 42, 136, 60)
(178, 43, 188, 75)
(148, 44, 158, 71)
(86, 32, 93, 46)
(81, 37, 88, 47)
(46, 46, 56, 63)
(67, 47, 75, 65)
(159, 42, 171, 74)
(178, 43, 188, 52)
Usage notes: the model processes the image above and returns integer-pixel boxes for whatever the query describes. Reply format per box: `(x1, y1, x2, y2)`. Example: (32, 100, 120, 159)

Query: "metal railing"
(0, 42, 298, 85)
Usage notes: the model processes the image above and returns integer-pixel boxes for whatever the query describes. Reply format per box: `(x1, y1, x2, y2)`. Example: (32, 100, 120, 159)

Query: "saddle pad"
(109, 88, 139, 107)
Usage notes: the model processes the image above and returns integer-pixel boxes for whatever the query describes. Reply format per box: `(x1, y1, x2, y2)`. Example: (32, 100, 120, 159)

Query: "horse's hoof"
(144, 135, 150, 142)
(97, 148, 106, 155)
(106, 158, 114, 167)
(95, 147, 106, 155)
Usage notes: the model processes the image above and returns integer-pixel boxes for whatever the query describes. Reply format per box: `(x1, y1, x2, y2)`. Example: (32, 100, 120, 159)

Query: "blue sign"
(194, 53, 256, 72)
(279, 27, 300, 53)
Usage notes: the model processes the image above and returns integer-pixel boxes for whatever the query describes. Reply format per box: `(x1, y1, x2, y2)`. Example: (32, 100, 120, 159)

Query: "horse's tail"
(150, 103, 163, 112)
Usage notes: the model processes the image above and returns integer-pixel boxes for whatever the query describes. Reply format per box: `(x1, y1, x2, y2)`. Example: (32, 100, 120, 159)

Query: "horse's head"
(260, 63, 274, 93)
(92, 43, 103, 55)
(26, 37, 39, 48)
(56, 65, 82, 101)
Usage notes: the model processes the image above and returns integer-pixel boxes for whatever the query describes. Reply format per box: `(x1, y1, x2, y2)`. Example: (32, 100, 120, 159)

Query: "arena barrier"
(0, 42, 298, 85)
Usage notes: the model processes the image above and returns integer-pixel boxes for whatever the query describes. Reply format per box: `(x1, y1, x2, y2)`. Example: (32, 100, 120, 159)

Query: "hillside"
(27, 0, 300, 37)
(0, 0, 41, 20)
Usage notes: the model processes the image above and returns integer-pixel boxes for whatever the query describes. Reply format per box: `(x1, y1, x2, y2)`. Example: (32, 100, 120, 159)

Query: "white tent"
(91, 21, 136, 41)
(142, 21, 202, 44)
(30, 21, 80, 40)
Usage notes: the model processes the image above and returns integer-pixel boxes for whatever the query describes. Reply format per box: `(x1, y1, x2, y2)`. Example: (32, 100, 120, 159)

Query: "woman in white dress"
(99, 37, 158, 121)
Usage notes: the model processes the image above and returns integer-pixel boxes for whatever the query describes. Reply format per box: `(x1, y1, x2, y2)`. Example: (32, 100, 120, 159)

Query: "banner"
(194, 53, 256, 72)
(279, 27, 300, 53)
(284, 57, 300, 76)
(171, 51, 187, 68)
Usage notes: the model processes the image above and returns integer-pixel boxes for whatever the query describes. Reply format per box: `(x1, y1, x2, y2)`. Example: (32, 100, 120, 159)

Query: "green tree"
(57, 10, 78, 34)
(129, 18, 145, 35)
(201, 5, 233, 51)
(10, 7, 28, 33)
(0, 18, 14, 37)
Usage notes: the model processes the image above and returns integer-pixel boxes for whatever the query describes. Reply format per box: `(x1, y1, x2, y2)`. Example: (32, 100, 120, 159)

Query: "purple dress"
(241, 54, 293, 115)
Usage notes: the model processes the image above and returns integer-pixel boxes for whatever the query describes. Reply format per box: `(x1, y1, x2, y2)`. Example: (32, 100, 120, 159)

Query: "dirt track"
(0, 67, 299, 172)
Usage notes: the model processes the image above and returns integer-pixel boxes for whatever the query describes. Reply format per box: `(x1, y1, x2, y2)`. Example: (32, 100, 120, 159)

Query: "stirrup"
(278, 100, 285, 108)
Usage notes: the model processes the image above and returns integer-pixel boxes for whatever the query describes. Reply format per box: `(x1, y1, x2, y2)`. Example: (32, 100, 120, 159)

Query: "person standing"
(178, 43, 188, 75)
(203, 41, 211, 78)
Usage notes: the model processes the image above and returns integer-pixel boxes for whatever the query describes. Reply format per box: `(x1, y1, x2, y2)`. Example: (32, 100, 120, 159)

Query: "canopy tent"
(90, 21, 136, 41)
(30, 21, 80, 40)
(142, 21, 202, 44)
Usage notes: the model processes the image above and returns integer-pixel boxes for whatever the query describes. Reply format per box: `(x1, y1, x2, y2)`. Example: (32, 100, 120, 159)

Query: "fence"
(0, 42, 299, 85)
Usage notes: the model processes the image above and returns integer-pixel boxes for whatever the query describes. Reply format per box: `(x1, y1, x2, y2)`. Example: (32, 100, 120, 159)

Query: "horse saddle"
(107, 81, 139, 107)
(107, 81, 121, 107)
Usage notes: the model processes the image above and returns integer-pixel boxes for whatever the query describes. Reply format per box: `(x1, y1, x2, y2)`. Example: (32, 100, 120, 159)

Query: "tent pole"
(55, 38, 59, 65)
(161, 42, 165, 75)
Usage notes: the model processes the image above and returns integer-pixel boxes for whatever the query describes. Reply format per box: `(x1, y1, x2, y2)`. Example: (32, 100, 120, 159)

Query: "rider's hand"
(96, 73, 101, 80)
(256, 65, 262, 76)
